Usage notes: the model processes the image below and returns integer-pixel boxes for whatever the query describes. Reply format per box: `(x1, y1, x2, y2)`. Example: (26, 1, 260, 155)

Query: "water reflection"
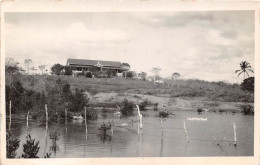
(8, 111, 254, 157)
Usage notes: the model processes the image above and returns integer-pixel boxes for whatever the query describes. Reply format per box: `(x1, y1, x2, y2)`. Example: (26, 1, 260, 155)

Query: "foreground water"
(8, 110, 253, 157)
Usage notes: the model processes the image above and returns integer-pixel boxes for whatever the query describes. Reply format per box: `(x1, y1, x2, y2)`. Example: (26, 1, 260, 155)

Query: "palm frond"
(248, 69, 254, 73)
(238, 71, 243, 77)
(245, 70, 249, 77)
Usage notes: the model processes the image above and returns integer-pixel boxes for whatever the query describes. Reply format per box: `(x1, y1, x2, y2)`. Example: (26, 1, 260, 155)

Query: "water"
(8, 110, 254, 157)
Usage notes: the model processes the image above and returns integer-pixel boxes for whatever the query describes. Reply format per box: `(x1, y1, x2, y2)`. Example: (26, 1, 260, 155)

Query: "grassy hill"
(6, 74, 253, 103)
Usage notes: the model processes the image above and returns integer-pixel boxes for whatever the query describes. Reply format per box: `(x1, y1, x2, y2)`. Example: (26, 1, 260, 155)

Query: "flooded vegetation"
(7, 110, 253, 157)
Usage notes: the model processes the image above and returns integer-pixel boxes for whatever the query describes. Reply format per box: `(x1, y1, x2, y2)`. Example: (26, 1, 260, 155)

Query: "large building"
(66, 58, 124, 73)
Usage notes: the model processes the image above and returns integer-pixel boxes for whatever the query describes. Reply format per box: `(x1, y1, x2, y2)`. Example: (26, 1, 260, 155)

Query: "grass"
(6, 74, 254, 103)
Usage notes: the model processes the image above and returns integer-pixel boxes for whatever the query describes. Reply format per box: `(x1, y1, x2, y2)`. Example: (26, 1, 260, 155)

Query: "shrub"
(241, 77, 254, 92)
(49, 132, 60, 154)
(139, 99, 149, 111)
(68, 88, 89, 113)
(85, 72, 92, 78)
(21, 134, 40, 158)
(157, 110, 169, 118)
(154, 103, 158, 111)
(123, 71, 136, 79)
(240, 104, 254, 115)
(106, 69, 117, 78)
(120, 99, 134, 116)
(6, 131, 20, 158)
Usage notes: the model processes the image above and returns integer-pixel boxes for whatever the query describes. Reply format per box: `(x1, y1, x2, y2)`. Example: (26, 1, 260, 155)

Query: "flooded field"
(8, 110, 254, 157)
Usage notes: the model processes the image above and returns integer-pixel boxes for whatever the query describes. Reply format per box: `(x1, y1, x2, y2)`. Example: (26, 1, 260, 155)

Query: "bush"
(240, 104, 254, 115)
(120, 99, 134, 116)
(139, 99, 149, 111)
(157, 110, 169, 118)
(6, 131, 20, 158)
(154, 103, 158, 111)
(241, 77, 254, 92)
(106, 69, 117, 78)
(85, 72, 92, 78)
(21, 134, 40, 158)
(68, 88, 89, 113)
(123, 71, 136, 79)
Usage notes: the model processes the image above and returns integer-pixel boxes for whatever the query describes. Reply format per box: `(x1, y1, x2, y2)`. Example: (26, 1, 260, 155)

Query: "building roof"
(67, 58, 122, 67)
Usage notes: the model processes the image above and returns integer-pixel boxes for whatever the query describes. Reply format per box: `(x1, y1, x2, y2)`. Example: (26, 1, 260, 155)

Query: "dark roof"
(67, 58, 122, 67)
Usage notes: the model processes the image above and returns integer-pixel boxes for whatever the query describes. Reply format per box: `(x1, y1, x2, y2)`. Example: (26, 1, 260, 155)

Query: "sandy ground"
(86, 92, 251, 112)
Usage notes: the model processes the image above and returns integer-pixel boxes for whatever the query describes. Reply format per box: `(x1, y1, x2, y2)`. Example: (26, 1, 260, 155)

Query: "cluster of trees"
(235, 61, 254, 93)
(5, 73, 94, 122)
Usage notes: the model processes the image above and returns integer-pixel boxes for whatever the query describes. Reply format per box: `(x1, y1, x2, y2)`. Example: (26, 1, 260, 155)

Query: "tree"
(106, 69, 117, 78)
(51, 64, 64, 75)
(123, 71, 136, 79)
(150, 67, 161, 84)
(235, 61, 254, 80)
(241, 77, 254, 92)
(38, 65, 46, 74)
(64, 66, 75, 76)
(138, 72, 147, 81)
(30, 67, 37, 75)
(171, 72, 181, 79)
(121, 63, 130, 79)
(24, 59, 32, 74)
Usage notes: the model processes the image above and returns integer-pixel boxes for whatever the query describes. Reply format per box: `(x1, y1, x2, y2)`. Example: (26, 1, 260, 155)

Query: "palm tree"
(235, 61, 254, 80)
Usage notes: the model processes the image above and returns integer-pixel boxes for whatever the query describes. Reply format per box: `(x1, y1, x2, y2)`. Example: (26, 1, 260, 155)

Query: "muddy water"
(8, 110, 253, 157)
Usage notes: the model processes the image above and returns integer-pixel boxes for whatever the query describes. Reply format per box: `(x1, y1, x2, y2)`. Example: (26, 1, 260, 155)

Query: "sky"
(5, 11, 255, 83)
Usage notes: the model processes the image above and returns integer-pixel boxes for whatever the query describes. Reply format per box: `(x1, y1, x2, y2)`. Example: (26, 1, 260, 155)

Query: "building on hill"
(66, 58, 124, 74)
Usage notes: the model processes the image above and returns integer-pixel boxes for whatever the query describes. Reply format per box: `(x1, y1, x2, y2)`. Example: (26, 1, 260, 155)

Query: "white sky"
(5, 11, 255, 83)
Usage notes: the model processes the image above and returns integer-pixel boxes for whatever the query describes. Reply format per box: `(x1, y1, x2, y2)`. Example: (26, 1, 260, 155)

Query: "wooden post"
(45, 104, 48, 122)
(136, 105, 143, 129)
(84, 106, 88, 140)
(9, 100, 12, 131)
(233, 122, 237, 146)
(27, 111, 29, 128)
(65, 107, 67, 120)
(111, 120, 114, 136)
(183, 121, 189, 142)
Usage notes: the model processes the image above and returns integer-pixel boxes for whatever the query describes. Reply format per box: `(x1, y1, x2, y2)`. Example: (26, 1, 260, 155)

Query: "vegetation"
(49, 132, 60, 155)
(157, 110, 169, 118)
(120, 99, 134, 116)
(150, 67, 161, 84)
(138, 72, 147, 81)
(139, 99, 149, 111)
(6, 131, 20, 158)
(21, 134, 40, 158)
(240, 104, 254, 115)
(171, 72, 181, 79)
(241, 77, 254, 92)
(51, 64, 64, 75)
(235, 61, 254, 80)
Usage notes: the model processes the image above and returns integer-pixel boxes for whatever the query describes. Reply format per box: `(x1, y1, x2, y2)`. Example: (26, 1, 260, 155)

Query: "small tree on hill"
(24, 59, 32, 75)
(121, 63, 130, 79)
(38, 65, 46, 74)
(171, 72, 181, 79)
(138, 72, 147, 81)
(151, 67, 161, 84)
(51, 64, 64, 75)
